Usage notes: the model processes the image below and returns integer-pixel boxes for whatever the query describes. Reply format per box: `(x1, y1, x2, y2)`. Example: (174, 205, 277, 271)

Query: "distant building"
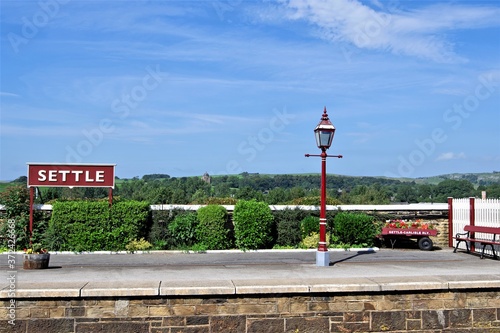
(202, 172, 211, 184)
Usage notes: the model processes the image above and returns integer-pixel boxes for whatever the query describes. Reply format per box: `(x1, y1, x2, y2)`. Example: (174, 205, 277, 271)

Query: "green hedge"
(168, 212, 199, 248)
(333, 212, 377, 247)
(233, 200, 274, 250)
(196, 205, 233, 250)
(47, 200, 150, 251)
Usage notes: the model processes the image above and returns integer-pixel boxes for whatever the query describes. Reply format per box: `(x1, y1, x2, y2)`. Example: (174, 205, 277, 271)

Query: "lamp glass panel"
(318, 131, 332, 147)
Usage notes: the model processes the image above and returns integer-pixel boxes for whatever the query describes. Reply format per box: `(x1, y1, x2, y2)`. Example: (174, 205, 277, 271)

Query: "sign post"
(27, 163, 116, 241)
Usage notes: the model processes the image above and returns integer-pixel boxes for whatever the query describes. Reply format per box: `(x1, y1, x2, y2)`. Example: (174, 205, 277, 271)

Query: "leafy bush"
(126, 238, 153, 252)
(333, 212, 377, 247)
(0, 185, 49, 250)
(233, 200, 274, 250)
(273, 208, 308, 247)
(196, 205, 232, 250)
(300, 232, 330, 249)
(300, 215, 319, 239)
(48, 200, 150, 251)
(168, 212, 199, 248)
(149, 209, 183, 249)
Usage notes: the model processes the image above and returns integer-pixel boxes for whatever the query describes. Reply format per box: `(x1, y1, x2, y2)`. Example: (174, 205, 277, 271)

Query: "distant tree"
(265, 187, 289, 205)
(11, 176, 27, 183)
(395, 184, 418, 203)
(435, 179, 475, 201)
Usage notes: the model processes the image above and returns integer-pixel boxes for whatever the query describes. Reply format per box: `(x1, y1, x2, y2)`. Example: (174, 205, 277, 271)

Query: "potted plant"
(23, 243, 50, 269)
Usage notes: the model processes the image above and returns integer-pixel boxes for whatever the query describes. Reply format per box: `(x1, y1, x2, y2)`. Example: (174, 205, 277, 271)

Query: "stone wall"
(2, 289, 499, 332)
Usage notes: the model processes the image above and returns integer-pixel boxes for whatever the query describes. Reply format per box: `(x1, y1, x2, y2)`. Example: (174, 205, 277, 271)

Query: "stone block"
(194, 304, 217, 315)
(449, 309, 471, 328)
(422, 310, 449, 330)
(128, 305, 149, 317)
(0, 319, 26, 333)
(285, 317, 329, 333)
(371, 311, 406, 331)
(473, 308, 496, 326)
(186, 316, 209, 326)
(162, 316, 185, 326)
(28, 318, 74, 333)
(49, 307, 65, 318)
(344, 311, 369, 322)
(210, 315, 245, 333)
(247, 318, 284, 333)
(149, 306, 173, 316)
(86, 307, 116, 318)
(30, 308, 50, 318)
(75, 321, 149, 333)
(406, 319, 421, 330)
(114, 299, 129, 317)
(171, 305, 197, 316)
(330, 321, 370, 333)
(170, 327, 209, 333)
(65, 306, 86, 317)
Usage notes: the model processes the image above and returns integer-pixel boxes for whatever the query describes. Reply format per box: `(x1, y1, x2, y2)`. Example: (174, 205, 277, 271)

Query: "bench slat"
(464, 225, 500, 234)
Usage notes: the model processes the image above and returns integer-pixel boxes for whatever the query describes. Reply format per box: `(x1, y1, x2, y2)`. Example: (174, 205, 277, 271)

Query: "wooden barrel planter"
(23, 253, 50, 269)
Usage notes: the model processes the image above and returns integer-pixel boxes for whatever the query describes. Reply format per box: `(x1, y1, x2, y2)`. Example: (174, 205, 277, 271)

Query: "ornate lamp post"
(305, 107, 342, 266)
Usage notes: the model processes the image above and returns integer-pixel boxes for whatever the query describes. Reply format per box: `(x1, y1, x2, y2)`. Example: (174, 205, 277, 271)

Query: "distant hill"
(2, 172, 500, 189)
(411, 172, 500, 187)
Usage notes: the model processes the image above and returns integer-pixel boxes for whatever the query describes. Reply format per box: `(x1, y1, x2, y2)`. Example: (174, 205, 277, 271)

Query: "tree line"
(8, 172, 499, 205)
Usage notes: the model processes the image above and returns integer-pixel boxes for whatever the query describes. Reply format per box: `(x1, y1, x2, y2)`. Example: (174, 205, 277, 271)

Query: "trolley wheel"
(418, 237, 433, 251)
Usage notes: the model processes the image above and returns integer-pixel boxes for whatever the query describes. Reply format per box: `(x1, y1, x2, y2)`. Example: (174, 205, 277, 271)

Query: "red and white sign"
(27, 163, 115, 188)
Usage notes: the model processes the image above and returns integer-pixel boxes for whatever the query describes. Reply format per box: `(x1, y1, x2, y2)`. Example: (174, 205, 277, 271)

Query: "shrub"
(126, 238, 153, 252)
(196, 205, 232, 250)
(168, 212, 199, 248)
(273, 208, 308, 247)
(233, 200, 274, 250)
(48, 200, 150, 251)
(0, 185, 49, 250)
(333, 212, 377, 247)
(300, 215, 319, 239)
(149, 209, 183, 250)
(300, 232, 330, 249)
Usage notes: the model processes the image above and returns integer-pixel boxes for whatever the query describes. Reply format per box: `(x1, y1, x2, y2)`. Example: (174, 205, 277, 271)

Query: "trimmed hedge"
(196, 205, 233, 250)
(47, 200, 150, 251)
(333, 212, 377, 247)
(233, 200, 274, 250)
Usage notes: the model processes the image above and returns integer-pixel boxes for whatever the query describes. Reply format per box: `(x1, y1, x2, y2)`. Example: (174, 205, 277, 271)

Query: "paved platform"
(1, 248, 499, 298)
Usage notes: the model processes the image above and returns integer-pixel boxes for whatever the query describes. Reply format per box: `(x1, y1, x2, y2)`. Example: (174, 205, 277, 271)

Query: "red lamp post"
(305, 107, 342, 266)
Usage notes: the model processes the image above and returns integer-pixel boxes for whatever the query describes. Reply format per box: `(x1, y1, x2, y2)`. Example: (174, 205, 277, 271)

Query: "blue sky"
(1, 0, 499, 181)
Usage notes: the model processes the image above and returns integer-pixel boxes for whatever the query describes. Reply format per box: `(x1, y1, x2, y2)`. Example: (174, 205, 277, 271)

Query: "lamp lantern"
(314, 107, 336, 149)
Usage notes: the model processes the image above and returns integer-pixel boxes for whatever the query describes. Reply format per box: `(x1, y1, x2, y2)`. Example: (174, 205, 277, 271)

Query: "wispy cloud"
(436, 152, 466, 161)
(0, 91, 20, 98)
(280, 0, 500, 63)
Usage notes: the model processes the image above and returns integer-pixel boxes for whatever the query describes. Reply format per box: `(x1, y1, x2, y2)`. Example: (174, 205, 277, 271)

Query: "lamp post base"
(316, 250, 330, 267)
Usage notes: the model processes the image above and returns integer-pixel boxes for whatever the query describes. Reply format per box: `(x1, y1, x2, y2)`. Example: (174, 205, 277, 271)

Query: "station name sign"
(27, 163, 115, 188)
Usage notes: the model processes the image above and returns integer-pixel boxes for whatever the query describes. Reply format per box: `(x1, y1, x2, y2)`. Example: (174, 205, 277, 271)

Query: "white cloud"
(0, 91, 20, 97)
(281, 0, 500, 63)
(436, 152, 466, 161)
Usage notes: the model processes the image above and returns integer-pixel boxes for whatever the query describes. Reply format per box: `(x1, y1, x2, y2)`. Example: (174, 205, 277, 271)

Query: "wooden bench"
(453, 225, 500, 259)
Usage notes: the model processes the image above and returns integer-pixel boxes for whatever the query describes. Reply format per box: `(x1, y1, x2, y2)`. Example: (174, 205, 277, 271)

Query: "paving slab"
(81, 281, 160, 297)
(232, 278, 310, 294)
(1, 282, 87, 298)
(1, 248, 499, 298)
(160, 280, 235, 296)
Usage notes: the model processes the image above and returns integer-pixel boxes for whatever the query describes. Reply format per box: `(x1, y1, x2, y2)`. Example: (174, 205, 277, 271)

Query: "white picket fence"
(450, 198, 500, 257)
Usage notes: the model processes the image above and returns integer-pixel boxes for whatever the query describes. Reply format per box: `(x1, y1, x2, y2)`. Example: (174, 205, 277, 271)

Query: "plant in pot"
(23, 243, 50, 269)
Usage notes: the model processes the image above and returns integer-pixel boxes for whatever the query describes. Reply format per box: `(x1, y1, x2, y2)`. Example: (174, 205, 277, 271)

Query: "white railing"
(451, 198, 500, 257)
(0, 202, 448, 212)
